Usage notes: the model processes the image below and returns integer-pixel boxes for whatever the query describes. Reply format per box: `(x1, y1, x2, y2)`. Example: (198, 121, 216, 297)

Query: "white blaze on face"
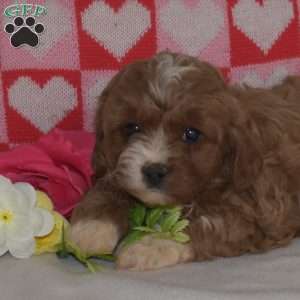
(116, 127, 171, 205)
(115, 53, 200, 204)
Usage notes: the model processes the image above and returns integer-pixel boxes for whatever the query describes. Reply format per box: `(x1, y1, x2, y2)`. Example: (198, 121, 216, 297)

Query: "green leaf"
(133, 226, 156, 233)
(119, 230, 147, 248)
(171, 219, 189, 234)
(145, 208, 164, 228)
(90, 254, 116, 261)
(172, 232, 190, 243)
(56, 223, 67, 256)
(65, 240, 86, 260)
(129, 203, 146, 227)
(165, 206, 182, 215)
(85, 260, 101, 273)
(55, 225, 110, 272)
(160, 211, 181, 232)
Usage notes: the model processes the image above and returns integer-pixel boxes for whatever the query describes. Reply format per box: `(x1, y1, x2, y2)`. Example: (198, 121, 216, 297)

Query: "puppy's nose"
(142, 163, 169, 188)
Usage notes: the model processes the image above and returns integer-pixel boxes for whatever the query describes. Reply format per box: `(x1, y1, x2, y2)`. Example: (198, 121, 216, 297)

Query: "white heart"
(159, 0, 224, 55)
(8, 77, 77, 133)
(232, 0, 294, 54)
(82, 0, 151, 60)
(238, 66, 288, 88)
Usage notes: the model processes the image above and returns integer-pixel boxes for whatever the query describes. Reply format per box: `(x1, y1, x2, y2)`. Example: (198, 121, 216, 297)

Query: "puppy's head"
(93, 52, 262, 206)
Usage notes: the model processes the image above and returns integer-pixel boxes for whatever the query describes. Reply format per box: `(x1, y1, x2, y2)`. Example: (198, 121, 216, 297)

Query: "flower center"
(0, 210, 13, 224)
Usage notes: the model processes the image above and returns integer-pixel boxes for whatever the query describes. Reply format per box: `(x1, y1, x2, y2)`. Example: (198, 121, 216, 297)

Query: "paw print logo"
(4, 16, 44, 48)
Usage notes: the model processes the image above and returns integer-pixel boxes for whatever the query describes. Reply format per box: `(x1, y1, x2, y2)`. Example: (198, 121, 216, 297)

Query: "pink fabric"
(0, 129, 95, 217)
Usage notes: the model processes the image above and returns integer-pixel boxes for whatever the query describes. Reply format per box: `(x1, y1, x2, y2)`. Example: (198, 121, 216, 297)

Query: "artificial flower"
(0, 176, 54, 258)
(0, 129, 95, 217)
(35, 191, 69, 255)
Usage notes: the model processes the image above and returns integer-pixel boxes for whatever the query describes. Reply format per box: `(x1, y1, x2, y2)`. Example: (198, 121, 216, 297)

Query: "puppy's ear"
(91, 69, 126, 182)
(228, 122, 263, 191)
(91, 92, 108, 182)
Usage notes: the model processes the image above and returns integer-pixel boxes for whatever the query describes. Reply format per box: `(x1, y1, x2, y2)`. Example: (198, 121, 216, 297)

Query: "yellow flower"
(36, 190, 53, 211)
(34, 191, 69, 255)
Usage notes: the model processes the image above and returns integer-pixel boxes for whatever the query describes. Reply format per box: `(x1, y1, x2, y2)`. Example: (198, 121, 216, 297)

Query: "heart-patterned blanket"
(1, 0, 300, 150)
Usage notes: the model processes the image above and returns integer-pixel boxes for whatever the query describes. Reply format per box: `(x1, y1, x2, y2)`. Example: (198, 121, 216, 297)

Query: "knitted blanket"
(0, 0, 299, 150)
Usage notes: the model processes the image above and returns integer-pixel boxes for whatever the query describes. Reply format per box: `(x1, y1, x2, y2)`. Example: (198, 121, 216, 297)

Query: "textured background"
(1, 0, 300, 150)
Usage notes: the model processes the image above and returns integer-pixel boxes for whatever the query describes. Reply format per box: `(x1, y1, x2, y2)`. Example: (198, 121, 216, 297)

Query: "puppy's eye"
(123, 122, 140, 136)
(183, 128, 202, 144)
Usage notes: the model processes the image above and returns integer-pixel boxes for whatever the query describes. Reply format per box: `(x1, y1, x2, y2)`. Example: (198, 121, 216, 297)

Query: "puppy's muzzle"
(142, 163, 169, 188)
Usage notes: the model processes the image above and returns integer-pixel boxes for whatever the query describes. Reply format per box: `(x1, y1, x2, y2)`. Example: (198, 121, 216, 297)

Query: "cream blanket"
(2, 239, 300, 300)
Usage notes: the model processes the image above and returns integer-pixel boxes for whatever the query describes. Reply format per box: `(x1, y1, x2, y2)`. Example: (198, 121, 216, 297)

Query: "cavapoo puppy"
(69, 52, 300, 271)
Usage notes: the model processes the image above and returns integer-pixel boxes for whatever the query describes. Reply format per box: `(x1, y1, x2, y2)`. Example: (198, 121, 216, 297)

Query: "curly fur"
(70, 51, 300, 269)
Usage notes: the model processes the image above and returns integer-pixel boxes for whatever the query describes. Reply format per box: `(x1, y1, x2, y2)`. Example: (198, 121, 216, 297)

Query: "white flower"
(0, 176, 54, 258)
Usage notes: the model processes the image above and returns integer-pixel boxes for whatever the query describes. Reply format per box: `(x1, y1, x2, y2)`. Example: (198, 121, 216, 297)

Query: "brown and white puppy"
(69, 52, 300, 271)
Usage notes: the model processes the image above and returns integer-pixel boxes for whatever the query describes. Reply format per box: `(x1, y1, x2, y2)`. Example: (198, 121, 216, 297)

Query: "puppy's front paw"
(116, 235, 194, 271)
(68, 219, 120, 255)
